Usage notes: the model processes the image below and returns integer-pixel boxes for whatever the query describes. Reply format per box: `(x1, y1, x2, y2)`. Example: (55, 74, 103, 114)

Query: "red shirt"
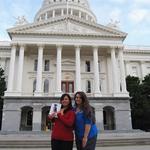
(49, 110, 75, 141)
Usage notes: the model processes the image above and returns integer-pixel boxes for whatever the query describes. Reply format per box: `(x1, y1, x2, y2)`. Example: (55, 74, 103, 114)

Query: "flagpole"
(67, 0, 69, 16)
(67, 0, 68, 15)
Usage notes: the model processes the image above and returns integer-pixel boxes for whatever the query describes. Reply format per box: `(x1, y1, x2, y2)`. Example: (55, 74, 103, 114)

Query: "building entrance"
(61, 81, 74, 93)
(103, 106, 116, 130)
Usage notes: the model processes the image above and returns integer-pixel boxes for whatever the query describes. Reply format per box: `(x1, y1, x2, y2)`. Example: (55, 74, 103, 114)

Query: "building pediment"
(8, 16, 127, 39)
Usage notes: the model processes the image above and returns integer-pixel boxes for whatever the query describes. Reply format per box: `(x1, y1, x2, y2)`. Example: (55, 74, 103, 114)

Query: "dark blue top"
(75, 110, 98, 140)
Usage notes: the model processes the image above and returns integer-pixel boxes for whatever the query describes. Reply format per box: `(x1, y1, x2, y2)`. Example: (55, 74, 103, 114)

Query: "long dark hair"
(60, 93, 73, 114)
(74, 91, 96, 124)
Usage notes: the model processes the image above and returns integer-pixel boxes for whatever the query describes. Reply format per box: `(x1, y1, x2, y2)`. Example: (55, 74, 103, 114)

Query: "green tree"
(140, 74, 150, 131)
(0, 67, 6, 130)
(126, 74, 150, 131)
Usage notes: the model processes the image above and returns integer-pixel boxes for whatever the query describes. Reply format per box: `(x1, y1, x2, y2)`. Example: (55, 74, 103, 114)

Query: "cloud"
(109, 8, 122, 21)
(133, 0, 150, 5)
(109, 0, 126, 4)
(128, 8, 149, 24)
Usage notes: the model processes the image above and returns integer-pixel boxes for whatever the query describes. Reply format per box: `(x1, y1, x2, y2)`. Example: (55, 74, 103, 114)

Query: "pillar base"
(54, 91, 63, 97)
(113, 92, 129, 97)
(34, 91, 43, 96)
(5, 91, 22, 96)
(93, 92, 102, 97)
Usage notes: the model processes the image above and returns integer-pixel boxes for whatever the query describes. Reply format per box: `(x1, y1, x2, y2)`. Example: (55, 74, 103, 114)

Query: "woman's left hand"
(58, 108, 65, 115)
(82, 136, 88, 148)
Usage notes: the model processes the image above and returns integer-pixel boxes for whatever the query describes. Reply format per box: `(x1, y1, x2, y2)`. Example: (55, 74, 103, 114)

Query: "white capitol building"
(0, 0, 150, 132)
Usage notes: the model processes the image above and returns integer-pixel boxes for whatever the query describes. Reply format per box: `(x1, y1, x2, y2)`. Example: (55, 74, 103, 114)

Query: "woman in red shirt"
(48, 93, 75, 150)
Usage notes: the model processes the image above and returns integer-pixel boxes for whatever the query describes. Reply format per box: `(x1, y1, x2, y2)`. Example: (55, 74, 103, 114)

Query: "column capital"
(125, 60, 130, 64)
(37, 44, 45, 49)
(140, 61, 146, 64)
(93, 46, 99, 50)
(19, 44, 26, 48)
(109, 46, 117, 50)
(56, 45, 63, 49)
(10, 43, 17, 48)
(74, 45, 81, 49)
(117, 45, 124, 50)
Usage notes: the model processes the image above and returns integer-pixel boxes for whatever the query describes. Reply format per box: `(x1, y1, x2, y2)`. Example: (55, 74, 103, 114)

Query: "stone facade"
(0, 0, 150, 132)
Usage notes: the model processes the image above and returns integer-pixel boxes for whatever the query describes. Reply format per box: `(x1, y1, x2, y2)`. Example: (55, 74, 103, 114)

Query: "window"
(132, 66, 138, 76)
(44, 60, 50, 71)
(147, 66, 150, 74)
(44, 79, 49, 93)
(86, 80, 91, 93)
(85, 61, 91, 72)
(98, 61, 101, 72)
(33, 79, 36, 93)
(34, 60, 38, 71)
(27, 111, 32, 126)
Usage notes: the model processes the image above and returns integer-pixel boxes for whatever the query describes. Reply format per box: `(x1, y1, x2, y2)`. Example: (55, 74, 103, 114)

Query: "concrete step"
(0, 131, 150, 148)
(0, 138, 150, 148)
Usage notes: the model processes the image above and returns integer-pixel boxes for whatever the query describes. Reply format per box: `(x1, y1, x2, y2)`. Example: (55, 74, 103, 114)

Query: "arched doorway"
(103, 106, 115, 130)
(20, 106, 33, 131)
(41, 106, 51, 131)
(0, 100, 3, 130)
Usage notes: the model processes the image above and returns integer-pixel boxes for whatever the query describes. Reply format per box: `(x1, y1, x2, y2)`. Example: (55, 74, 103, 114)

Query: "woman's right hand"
(48, 112, 56, 119)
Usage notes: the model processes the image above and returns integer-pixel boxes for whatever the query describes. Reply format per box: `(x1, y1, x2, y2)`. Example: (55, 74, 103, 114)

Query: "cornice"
(124, 46, 150, 54)
(8, 16, 126, 38)
(124, 50, 150, 54)
(10, 31, 125, 38)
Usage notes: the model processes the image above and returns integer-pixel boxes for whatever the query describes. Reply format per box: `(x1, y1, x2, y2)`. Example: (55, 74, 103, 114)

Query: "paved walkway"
(0, 145, 150, 150)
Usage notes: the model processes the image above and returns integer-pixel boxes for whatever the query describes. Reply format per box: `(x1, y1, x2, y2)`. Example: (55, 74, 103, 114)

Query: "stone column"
(45, 12, 48, 20)
(125, 60, 130, 76)
(118, 47, 128, 94)
(70, 9, 73, 15)
(79, 11, 81, 18)
(115, 105, 132, 130)
(32, 104, 42, 131)
(16, 45, 25, 95)
(6, 44, 17, 94)
(52, 10, 55, 18)
(86, 15, 88, 20)
(140, 61, 146, 79)
(93, 46, 101, 97)
(111, 47, 119, 95)
(75, 46, 81, 91)
(55, 45, 62, 96)
(0, 58, 6, 70)
(61, 9, 64, 16)
(34, 45, 44, 96)
(2, 103, 21, 131)
(95, 109, 104, 131)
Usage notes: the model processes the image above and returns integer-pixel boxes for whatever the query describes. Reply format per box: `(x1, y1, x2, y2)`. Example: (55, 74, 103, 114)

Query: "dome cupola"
(34, 0, 97, 23)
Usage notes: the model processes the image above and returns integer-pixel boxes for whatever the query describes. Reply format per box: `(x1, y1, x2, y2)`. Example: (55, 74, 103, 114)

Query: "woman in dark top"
(48, 93, 75, 150)
(74, 91, 98, 150)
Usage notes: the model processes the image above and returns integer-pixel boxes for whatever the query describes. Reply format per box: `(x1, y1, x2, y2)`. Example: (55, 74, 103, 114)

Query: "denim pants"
(75, 135, 97, 150)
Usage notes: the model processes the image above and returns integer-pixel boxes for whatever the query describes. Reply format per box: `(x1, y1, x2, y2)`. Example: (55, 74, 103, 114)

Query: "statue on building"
(14, 16, 28, 26)
(107, 19, 120, 29)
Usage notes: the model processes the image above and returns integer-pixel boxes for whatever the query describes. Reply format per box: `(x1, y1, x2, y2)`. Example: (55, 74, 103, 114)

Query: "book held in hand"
(49, 103, 61, 115)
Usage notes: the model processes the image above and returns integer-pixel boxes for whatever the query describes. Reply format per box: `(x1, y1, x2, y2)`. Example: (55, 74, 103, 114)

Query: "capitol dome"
(34, 0, 97, 23)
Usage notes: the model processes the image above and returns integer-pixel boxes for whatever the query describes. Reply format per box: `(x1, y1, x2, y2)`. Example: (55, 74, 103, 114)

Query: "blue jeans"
(75, 135, 97, 150)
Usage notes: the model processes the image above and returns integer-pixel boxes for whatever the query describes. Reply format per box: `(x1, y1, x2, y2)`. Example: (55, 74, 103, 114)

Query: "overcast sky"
(0, 0, 150, 46)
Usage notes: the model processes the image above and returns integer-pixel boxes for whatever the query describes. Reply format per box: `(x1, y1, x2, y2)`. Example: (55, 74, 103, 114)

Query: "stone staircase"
(0, 131, 150, 148)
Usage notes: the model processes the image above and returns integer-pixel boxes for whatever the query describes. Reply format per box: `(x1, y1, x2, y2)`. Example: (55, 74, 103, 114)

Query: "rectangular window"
(44, 60, 50, 71)
(34, 60, 38, 71)
(86, 80, 91, 93)
(132, 66, 138, 76)
(85, 61, 91, 72)
(147, 66, 150, 74)
(98, 61, 101, 72)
